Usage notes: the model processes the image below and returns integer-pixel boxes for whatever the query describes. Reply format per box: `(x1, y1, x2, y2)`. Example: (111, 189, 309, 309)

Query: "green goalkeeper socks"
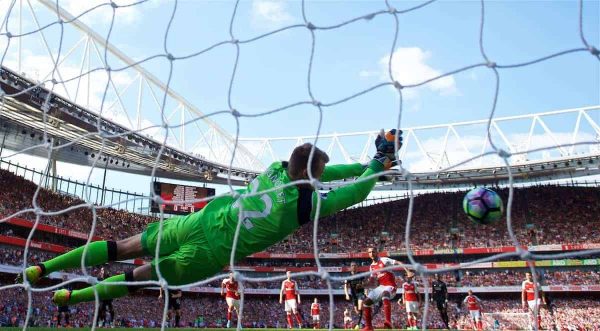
(41, 241, 118, 275)
(69, 274, 130, 304)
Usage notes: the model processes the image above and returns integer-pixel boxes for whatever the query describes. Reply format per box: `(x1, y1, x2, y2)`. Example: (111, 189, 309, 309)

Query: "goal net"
(0, 0, 599, 330)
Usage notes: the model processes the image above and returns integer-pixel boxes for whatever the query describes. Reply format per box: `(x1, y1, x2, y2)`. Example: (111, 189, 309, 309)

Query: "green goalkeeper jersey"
(195, 160, 384, 266)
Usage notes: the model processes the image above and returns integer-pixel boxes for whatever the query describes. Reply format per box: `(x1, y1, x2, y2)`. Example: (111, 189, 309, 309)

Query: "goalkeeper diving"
(19, 129, 402, 306)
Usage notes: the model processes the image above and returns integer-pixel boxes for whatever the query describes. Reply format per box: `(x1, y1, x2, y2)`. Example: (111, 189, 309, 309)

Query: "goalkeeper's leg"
(57, 232, 222, 305)
(54, 262, 153, 305)
(23, 216, 189, 284)
(22, 234, 145, 284)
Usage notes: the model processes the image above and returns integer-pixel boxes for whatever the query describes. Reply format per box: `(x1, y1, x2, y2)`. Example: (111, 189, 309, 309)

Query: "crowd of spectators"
(267, 185, 600, 253)
(1, 165, 600, 329)
(448, 298, 600, 331)
(2, 243, 600, 290)
(1, 286, 599, 329)
(2, 169, 600, 253)
(0, 169, 154, 241)
(0, 245, 134, 278)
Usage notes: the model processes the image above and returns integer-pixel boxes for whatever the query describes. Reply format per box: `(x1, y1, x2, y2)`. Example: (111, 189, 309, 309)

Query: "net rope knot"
(158, 278, 168, 289)
(230, 109, 241, 117)
(110, 1, 118, 9)
(516, 246, 532, 260)
(5, 32, 11, 39)
(309, 178, 320, 189)
(318, 269, 330, 280)
(589, 46, 599, 56)
(152, 195, 163, 205)
(166, 53, 175, 61)
(233, 271, 244, 282)
(393, 81, 403, 90)
(486, 61, 497, 68)
(87, 276, 98, 285)
(412, 263, 425, 274)
(98, 131, 111, 139)
(311, 100, 322, 107)
(306, 22, 316, 30)
(497, 148, 511, 159)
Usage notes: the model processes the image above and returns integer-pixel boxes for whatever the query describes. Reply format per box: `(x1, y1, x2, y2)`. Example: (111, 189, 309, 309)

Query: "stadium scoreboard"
(151, 182, 215, 215)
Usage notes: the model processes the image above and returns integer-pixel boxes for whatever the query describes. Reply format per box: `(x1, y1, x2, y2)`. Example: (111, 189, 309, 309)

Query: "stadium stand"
(0, 286, 599, 329)
(1, 168, 599, 329)
(2, 168, 600, 251)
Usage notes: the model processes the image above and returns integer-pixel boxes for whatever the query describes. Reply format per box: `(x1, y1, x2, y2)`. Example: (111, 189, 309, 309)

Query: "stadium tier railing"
(0, 159, 150, 214)
(2, 215, 599, 260)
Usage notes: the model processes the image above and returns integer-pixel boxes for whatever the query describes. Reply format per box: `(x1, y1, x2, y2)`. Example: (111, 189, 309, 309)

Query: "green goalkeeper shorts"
(141, 214, 223, 285)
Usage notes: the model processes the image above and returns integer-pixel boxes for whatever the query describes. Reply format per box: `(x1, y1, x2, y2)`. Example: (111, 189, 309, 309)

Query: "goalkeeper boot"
(16, 265, 44, 285)
(53, 289, 72, 306)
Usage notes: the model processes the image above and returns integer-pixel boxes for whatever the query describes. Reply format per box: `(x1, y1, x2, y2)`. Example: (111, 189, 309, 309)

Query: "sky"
(0, 0, 599, 202)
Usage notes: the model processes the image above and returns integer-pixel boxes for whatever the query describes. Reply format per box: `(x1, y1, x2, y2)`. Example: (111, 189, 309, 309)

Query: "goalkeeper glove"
(373, 129, 403, 169)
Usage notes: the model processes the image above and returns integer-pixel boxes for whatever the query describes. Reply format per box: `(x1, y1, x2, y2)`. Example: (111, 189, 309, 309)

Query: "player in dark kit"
(344, 262, 368, 328)
(159, 288, 182, 327)
(97, 267, 115, 327)
(431, 274, 449, 329)
(56, 276, 71, 327)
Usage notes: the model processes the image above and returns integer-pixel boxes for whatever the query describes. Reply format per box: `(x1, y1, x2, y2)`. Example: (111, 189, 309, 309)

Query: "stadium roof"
(0, 0, 598, 189)
(2, 65, 599, 190)
(0, 66, 250, 186)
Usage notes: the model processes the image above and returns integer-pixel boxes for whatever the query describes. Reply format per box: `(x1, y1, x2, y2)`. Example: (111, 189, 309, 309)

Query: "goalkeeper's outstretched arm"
(313, 129, 402, 218)
(319, 163, 365, 182)
(313, 159, 384, 218)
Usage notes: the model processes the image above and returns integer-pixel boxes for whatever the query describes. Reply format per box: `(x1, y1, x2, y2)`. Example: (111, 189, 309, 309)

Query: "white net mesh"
(0, 0, 598, 330)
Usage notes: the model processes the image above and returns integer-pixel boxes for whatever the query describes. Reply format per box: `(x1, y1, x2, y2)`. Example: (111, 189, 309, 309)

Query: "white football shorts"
(284, 299, 298, 312)
(405, 301, 419, 313)
(469, 310, 481, 321)
(226, 297, 239, 309)
(367, 285, 396, 302)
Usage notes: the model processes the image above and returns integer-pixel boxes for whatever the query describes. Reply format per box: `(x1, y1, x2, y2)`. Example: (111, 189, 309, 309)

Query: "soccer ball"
(462, 187, 504, 224)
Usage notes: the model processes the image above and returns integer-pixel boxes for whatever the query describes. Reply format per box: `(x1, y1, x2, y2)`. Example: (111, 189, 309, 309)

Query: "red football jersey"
(402, 281, 419, 302)
(522, 280, 537, 301)
(282, 280, 299, 300)
(464, 295, 481, 311)
(311, 303, 320, 315)
(222, 278, 240, 300)
(370, 257, 397, 288)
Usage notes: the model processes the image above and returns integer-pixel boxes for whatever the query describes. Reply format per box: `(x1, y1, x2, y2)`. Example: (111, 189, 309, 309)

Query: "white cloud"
(251, 0, 294, 29)
(359, 69, 378, 78)
(377, 47, 458, 100)
(60, 0, 142, 26)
